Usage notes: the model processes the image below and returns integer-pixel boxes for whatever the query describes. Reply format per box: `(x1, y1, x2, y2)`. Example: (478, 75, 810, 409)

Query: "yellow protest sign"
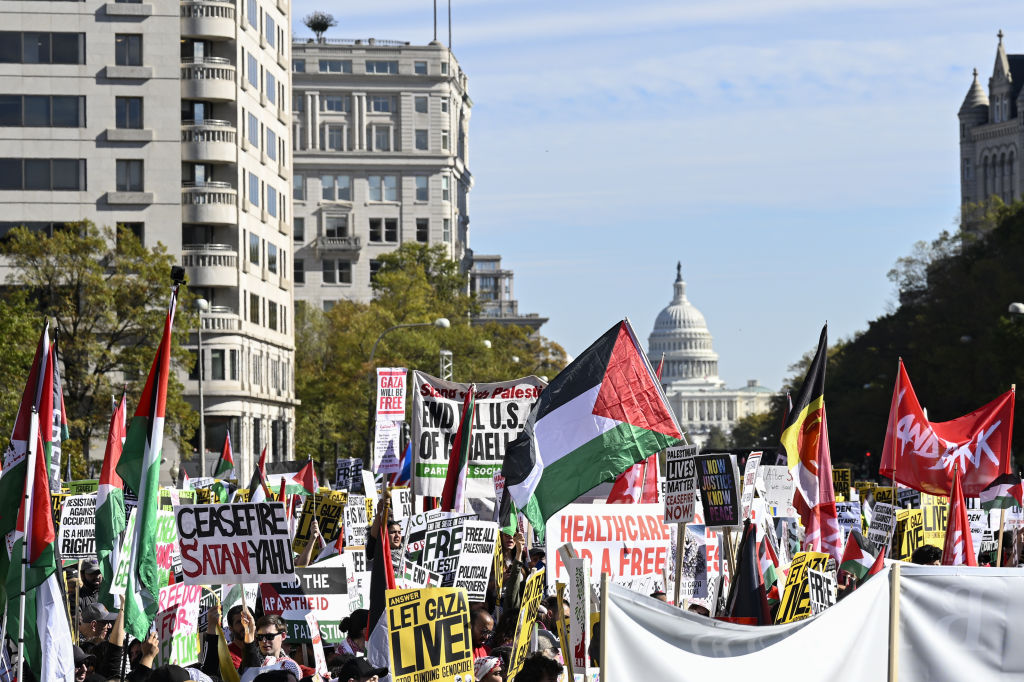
(387, 587, 472, 682)
(896, 509, 924, 560)
(51, 492, 68, 525)
(921, 495, 947, 549)
(508, 568, 546, 679)
(854, 481, 876, 502)
(293, 490, 347, 554)
(491, 533, 504, 597)
(195, 488, 212, 505)
(873, 486, 894, 506)
(233, 488, 250, 502)
(775, 551, 830, 624)
(832, 469, 851, 502)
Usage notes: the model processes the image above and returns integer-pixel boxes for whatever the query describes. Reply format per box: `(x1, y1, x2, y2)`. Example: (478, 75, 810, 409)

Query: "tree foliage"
(1, 222, 198, 474)
(302, 11, 337, 41)
(295, 244, 566, 475)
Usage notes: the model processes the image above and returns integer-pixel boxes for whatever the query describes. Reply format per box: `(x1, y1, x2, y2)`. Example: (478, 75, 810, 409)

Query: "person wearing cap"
(474, 656, 503, 682)
(337, 657, 388, 682)
(79, 602, 117, 651)
(77, 558, 103, 614)
(74, 645, 95, 682)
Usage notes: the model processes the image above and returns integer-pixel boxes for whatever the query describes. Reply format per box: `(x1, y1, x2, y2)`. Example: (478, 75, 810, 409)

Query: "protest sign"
(58, 494, 96, 559)
(832, 469, 851, 502)
(740, 451, 762, 519)
(854, 480, 877, 502)
(331, 552, 370, 612)
(678, 525, 708, 599)
(694, 454, 741, 529)
(344, 494, 369, 547)
(867, 503, 897, 556)
(293, 490, 347, 554)
(396, 559, 443, 589)
(874, 487, 895, 506)
(491, 532, 505, 597)
(664, 445, 697, 524)
(402, 509, 445, 563)
(897, 486, 920, 509)
(305, 614, 329, 676)
(921, 493, 948, 549)
(412, 372, 545, 517)
(775, 551, 831, 624)
(807, 568, 837, 616)
(390, 488, 412, 522)
(759, 466, 797, 519)
(546, 504, 672, 589)
(387, 587, 473, 682)
(454, 521, 497, 601)
(566, 557, 590, 671)
(836, 501, 862, 536)
(156, 583, 202, 666)
(896, 509, 924, 561)
(111, 509, 174, 596)
(967, 508, 988, 555)
(51, 492, 68, 525)
(374, 420, 402, 475)
(67, 479, 98, 494)
(377, 367, 408, 421)
(508, 570, 546, 680)
(260, 565, 349, 643)
(334, 458, 364, 493)
(421, 513, 477, 586)
(176, 502, 294, 584)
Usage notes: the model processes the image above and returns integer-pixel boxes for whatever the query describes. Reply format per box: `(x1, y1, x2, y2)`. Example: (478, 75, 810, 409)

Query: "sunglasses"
(256, 633, 282, 642)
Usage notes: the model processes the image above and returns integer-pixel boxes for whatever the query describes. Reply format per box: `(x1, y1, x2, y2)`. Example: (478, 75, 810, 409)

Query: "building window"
(415, 176, 428, 201)
(322, 259, 352, 284)
(415, 129, 428, 150)
(322, 95, 349, 112)
(0, 33, 86, 65)
(247, 112, 259, 147)
(441, 100, 448, 113)
(266, 72, 276, 104)
(265, 16, 275, 48)
(117, 222, 144, 244)
(326, 126, 344, 151)
(369, 217, 398, 243)
(373, 126, 391, 151)
(115, 97, 141, 129)
(440, 62, 448, 75)
(414, 61, 427, 75)
(443, 218, 451, 242)
(365, 60, 398, 74)
(246, 0, 257, 28)
(268, 301, 278, 330)
(294, 216, 304, 242)
(325, 215, 347, 238)
(248, 172, 259, 206)
(294, 258, 304, 284)
(321, 175, 350, 201)
(115, 159, 143, 192)
(369, 259, 381, 280)
(249, 293, 259, 324)
(319, 59, 351, 73)
(0, 158, 86, 191)
(292, 59, 305, 72)
(211, 349, 225, 380)
(229, 349, 238, 380)
(115, 34, 142, 66)
(414, 96, 428, 114)
(249, 232, 260, 264)
(441, 130, 449, 151)
(247, 52, 258, 89)
(416, 218, 429, 243)
(441, 175, 450, 201)
(292, 175, 304, 201)
(0, 95, 85, 127)
(267, 129, 277, 160)
(369, 96, 392, 113)
(368, 175, 397, 202)
(267, 242, 277, 273)
(267, 185, 278, 217)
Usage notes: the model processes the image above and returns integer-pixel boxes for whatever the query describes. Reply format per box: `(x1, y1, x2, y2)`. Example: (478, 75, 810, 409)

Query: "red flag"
(277, 483, 287, 503)
(867, 547, 885, 577)
(291, 460, 318, 496)
(942, 466, 977, 566)
(880, 360, 1015, 497)
(257, 446, 267, 477)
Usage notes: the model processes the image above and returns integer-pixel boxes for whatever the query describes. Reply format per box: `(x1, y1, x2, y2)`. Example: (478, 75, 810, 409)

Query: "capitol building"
(649, 264, 777, 446)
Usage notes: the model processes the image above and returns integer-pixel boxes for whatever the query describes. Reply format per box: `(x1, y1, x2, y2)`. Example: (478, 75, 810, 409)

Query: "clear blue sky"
(291, 0, 1018, 389)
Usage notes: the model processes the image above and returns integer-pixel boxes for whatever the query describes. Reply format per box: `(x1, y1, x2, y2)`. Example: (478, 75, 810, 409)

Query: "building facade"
(290, 38, 473, 310)
(959, 31, 1024, 214)
(649, 264, 776, 447)
(469, 254, 547, 331)
(0, 0, 296, 479)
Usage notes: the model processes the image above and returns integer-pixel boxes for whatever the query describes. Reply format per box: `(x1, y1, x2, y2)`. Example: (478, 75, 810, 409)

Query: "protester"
(336, 657, 388, 682)
(73, 645, 94, 682)
(910, 545, 941, 565)
(249, 614, 303, 670)
(474, 656, 503, 682)
(514, 653, 563, 682)
(77, 558, 102, 614)
(499, 531, 529, 611)
(336, 609, 370, 656)
(78, 603, 116, 651)
(528, 548, 546, 572)
(470, 607, 495, 658)
(650, 590, 668, 602)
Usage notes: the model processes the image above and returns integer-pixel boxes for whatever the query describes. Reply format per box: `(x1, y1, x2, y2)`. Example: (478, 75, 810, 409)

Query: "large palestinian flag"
(500, 320, 683, 533)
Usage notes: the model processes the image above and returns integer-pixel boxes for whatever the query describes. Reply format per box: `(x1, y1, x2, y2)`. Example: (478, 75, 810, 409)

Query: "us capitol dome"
(648, 263, 777, 446)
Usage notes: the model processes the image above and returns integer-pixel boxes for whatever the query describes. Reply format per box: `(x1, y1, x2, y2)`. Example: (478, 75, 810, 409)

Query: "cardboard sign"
(775, 551, 831, 624)
(51, 492, 68, 525)
(759, 466, 797, 518)
(874, 487, 895, 506)
(832, 469, 851, 502)
(694, 454, 741, 529)
(896, 509, 924, 561)
(740, 451, 763, 519)
(176, 502, 295, 584)
(807, 568, 837, 616)
(374, 420, 402, 475)
(420, 513, 477, 586)
(836, 501, 862, 536)
(305, 613, 329, 676)
(453, 521, 497, 601)
(111, 509, 175, 596)
(854, 481, 877, 502)
(390, 488, 412, 522)
(58, 494, 96, 559)
(664, 445, 698, 524)
(491, 531, 505, 597)
(387, 587, 473, 682)
(260, 566, 349, 643)
(567, 557, 590, 671)
(293, 490, 347, 554)
(156, 583, 202, 666)
(867, 503, 897, 557)
(396, 559, 443, 589)
(376, 367, 408, 421)
(411, 372, 545, 517)
(344, 494, 369, 547)
(334, 459, 364, 493)
(545, 504, 672, 589)
(679, 524, 709, 599)
(921, 494, 948, 549)
(402, 509, 446, 563)
(508, 569, 546, 680)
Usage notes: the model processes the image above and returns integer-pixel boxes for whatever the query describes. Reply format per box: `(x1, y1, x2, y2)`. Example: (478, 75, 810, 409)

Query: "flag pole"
(997, 508, 1007, 567)
(599, 571, 609, 680)
(887, 562, 901, 682)
(673, 522, 686, 606)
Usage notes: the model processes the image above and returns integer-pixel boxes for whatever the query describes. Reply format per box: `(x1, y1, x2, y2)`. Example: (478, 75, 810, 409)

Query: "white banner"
(759, 465, 798, 519)
(740, 452, 762, 520)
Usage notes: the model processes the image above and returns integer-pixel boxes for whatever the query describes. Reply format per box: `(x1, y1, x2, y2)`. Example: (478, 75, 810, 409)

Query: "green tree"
(2, 222, 198, 473)
(704, 426, 731, 450)
(730, 412, 776, 450)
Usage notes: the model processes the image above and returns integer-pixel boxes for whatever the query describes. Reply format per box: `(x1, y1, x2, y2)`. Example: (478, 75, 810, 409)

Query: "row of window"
(304, 122, 449, 153)
(244, 49, 286, 107)
(294, 59, 449, 77)
(292, 215, 447, 245)
(246, 292, 286, 333)
(242, 108, 286, 161)
(190, 346, 290, 395)
(293, 173, 449, 202)
(0, 159, 142, 192)
(294, 258, 388, 287)
(0, 32, 85, 65)
(300, 93, 449, 117)
(244, 171, 287, 222)
(246, 232, 287, 278)
(0, 95, 145, 129)
(245, 0, 287, 60)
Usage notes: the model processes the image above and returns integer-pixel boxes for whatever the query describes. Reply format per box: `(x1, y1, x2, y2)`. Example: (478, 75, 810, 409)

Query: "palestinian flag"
(115, 286, 178, 640)
(867, 549, 885, 578)
(980, 473, 1024, 511)
(247, 447, 272, 503)
(608, 356, 665, 505)
(758, 536, 781, 603)
(500, 320, 683, 534)
(725, 521, 771, 625)
(440, 385, 475, 512)
(291, 459, 318, 496)
(839, 529, 876, 581)
(780, 325, 842, 562)
(96, 389, 128, 610)
(48, 331, 68, 493)
(215, 432, 235, 479)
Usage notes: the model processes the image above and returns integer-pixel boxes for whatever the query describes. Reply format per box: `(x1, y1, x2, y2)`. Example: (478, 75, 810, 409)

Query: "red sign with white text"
(376, 368, 408, 421)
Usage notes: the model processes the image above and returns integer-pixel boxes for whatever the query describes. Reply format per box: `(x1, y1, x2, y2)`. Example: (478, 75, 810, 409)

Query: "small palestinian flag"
(840, 529, 877, 581)
(214, 432, 234, 479)
(980, 473, 1024, 511)
(758, 537, 780, 603)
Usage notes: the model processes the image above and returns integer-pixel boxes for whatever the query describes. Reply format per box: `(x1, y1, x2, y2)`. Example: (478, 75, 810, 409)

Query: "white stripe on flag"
(38, 573, 74, 682)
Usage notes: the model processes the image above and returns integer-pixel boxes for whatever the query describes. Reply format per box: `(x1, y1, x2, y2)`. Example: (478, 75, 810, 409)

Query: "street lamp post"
(195, 297, 210, 478)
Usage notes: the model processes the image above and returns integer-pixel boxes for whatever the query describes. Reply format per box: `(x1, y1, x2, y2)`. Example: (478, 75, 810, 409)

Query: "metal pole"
(433, 0, 437, 42)
(197, 310, 206, 478)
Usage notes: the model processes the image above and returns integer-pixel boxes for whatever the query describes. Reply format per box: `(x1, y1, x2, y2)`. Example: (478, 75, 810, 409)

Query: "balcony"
(314, 235, 361, 254)
(182, 243, 238, 287)
(182, 119, 237, 163)
(180, 1, 236, 40)
(181, 58, 236, 101)
(181, 182, 237, 224)
(201, 305, 242, 331)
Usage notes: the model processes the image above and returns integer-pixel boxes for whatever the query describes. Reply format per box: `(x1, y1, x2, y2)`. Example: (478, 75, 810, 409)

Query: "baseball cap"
(73, 645, 95, 667)
(338, 658, 389, 680)
(81, 558, 101, 574)
(81, 603, 117, 622)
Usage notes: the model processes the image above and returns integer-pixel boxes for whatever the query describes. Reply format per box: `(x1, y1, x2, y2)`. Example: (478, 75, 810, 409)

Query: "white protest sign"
(156, 583, 202, 666)
(420, 513, 477, 586)
(376, 367, 407, 421)
(334, 458, 363, 492)
(664, 445, 697, 524)
(454, 521, 497, 601)
(396, 559, 442, 589)
(390, 488, 412, 522)
(566, 556, 590, 671)
(305, 614, 329, 675)
(344, 494, 369, 547)
(176, 502, 295, 584)
(374, 420, 402, 475)
(58, 494, 96, 559)
(836, 501, 862, 536)
(759, 466, 798, 518)
(492, 472, 506, 523)
(261, 564, 350, 643)
(807, 568, 837, 615)
(867, 503, 897, 557)
(740, 452, 763, 520)
(679, 525, 709, 599)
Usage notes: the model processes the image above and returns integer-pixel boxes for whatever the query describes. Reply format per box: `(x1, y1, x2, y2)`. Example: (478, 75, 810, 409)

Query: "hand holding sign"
(241, 605, 255, 644)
